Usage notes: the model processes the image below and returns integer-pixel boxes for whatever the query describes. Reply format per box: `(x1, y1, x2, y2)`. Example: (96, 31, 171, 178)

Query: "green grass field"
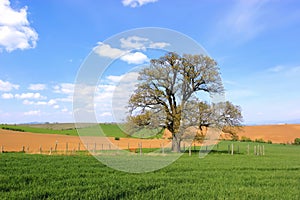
(0, 123, 129, 138)
(1, 141, 299, 199)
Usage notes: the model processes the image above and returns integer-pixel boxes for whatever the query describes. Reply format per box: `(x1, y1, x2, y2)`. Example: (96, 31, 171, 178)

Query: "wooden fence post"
(54, 141, 58, 152)
(231, 143, 234, 155)
(262, 145, 265, 156)
(189, 145, 191, 156)
(22, 146, 25, 153)
(49, 147, 52, 155)
(66, 142, 68, 154)
(39, 145, 42, 154)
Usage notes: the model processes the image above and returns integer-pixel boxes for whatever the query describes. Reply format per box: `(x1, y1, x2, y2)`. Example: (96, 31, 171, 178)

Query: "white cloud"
(0, 79, 19, 91)
(98, 84, 116, 91)
(106, 75, 124, 83)
(95, 72, 139, 122)
(28, 84, 46, 91)
(149, 42, 169, 49)
(94, 42, 148, 64)
(122, 0, 158, 8)
(15, 92, 46, 99)
(120, 36, 169, 50)
(117, 72, 139, 84)
(22, 99, 61, 111)
(120, 36, 149, 50)
(61, 108, 68, 112)
(37, 101, 48, 105)
(71, 72, 139, 122)
(94, 37, 168, 64)
(55, 97, 72, 103)
(53, 83, 74, 95)
(99, 112, 112, 117)
(1, 93, 14, 99)
(105, 72, 142, 85)
(48, 99, 57, 105)
(0, 0, 38, 52)
(22, 99, 33, 105)
(53, 105, 60, 109)
(93, 42, 125, 59)
(121, 52, 148, 64)
(24, 110, 40, 116)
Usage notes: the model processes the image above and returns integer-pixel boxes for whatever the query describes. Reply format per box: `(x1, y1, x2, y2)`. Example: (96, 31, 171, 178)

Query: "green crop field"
(0, 123, 129, 138)
(1, 141, 299, 199)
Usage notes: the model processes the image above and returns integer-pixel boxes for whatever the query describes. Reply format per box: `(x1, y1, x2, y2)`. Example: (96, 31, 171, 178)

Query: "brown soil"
(1, 124, 299, 153)
(0, 129, 171, 153)
(237, 124, 300, 144)
(163, 124, 300, 144)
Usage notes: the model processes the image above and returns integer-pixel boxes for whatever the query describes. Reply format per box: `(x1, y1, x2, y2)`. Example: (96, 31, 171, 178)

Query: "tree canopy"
(128, 52, 242, 152)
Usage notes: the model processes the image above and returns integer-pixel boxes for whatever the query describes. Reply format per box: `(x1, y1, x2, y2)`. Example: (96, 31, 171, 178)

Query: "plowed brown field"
(0, 129, 170, 153)
(1, 124, 299, 152)
(237, 124, 300, 144)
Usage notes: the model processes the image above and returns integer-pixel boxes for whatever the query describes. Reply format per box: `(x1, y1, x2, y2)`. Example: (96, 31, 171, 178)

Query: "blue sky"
(0, 0, 300, 124)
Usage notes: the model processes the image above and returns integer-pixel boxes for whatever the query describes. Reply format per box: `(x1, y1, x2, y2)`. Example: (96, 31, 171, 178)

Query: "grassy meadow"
(0, 141, 299, 199)
(0, 123, 129, 138)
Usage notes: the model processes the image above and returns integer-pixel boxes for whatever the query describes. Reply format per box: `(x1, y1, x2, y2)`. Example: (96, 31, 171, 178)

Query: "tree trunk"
(171, 135, 181, 153)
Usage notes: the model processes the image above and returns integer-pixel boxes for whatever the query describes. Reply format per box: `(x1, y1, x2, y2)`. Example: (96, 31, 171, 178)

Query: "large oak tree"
(128, 52, 241, 152)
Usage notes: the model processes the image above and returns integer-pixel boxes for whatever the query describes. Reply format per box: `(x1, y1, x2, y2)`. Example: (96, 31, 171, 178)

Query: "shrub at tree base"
(240, 136, 252, 142)
(255, 138, 266, 143)
(294, 138, 300, 145)
(267, 140, 272, 144)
